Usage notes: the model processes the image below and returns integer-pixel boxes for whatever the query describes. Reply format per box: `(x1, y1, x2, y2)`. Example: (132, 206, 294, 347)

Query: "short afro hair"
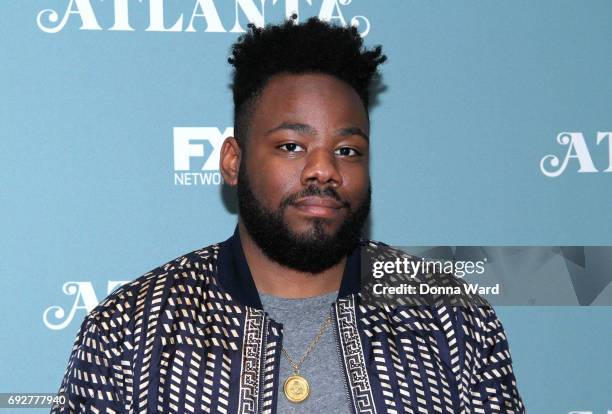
(228, 16, 387, 147)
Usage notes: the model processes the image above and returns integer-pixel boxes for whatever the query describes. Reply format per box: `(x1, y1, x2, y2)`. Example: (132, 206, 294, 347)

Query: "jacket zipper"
(331, 301, 357, 414)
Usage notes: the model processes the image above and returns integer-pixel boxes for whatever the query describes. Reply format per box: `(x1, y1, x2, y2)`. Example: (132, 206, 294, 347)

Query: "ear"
(220, 136, 241, 186)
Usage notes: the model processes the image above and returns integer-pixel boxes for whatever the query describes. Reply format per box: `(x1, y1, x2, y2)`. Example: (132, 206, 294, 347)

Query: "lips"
(291, 196, 345, 218)
(293, 196, 343, 208)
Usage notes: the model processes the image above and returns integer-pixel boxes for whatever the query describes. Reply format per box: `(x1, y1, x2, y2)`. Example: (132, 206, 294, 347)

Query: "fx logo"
(173, 127, 233, 186)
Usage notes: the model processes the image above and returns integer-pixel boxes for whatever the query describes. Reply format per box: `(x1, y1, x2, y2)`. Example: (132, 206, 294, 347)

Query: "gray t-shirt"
(259, 290, 351, 414)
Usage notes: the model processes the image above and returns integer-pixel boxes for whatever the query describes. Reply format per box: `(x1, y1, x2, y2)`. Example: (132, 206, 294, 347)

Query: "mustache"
(281, 186, 350, 210)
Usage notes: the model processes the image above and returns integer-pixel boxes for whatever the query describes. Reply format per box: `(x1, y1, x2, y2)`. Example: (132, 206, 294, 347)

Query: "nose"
(300, 147, 343, 187)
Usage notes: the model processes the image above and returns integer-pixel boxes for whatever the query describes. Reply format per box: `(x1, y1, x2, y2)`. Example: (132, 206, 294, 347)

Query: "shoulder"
(358, 238, 498, 323)
(80, 242, 222, 344)
(359, 238, 418, 258)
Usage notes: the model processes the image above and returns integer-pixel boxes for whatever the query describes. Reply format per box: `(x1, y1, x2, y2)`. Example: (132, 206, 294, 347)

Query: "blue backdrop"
(1, 1, 611, 412)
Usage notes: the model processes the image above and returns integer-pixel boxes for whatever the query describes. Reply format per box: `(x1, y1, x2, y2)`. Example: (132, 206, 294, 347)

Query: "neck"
(238, 221, 346, 298)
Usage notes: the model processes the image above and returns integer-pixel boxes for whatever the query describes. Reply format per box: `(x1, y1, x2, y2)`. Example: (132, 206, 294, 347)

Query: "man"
(53, 17, 524, 414)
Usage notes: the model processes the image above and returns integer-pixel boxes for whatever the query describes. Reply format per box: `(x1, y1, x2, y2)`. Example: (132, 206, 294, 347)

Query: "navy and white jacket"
(52, 228, 525, 413)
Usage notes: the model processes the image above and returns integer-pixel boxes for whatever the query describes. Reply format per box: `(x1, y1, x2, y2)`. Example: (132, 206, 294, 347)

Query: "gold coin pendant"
(283, 374, 310, 403)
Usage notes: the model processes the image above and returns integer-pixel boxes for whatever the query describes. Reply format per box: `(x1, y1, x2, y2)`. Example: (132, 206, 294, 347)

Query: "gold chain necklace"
(281, 312, 333, 403)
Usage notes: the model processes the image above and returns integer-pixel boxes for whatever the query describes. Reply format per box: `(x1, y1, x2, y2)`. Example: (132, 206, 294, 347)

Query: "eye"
(335, 147, 361, 157)
(278, 143, 305, 152)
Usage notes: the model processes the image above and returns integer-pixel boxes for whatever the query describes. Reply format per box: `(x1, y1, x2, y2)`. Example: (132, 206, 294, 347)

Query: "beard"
(237, 165, 370, 273)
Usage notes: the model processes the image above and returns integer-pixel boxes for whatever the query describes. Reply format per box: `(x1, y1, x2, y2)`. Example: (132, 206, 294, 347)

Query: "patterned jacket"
(52, 228, 525, 413)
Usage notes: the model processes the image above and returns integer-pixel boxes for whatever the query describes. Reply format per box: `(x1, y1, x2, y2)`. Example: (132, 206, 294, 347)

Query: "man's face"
(237, 73, 371, 273)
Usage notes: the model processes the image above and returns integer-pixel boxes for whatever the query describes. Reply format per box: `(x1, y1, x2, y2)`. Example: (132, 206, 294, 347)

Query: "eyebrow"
(265, 122, 316, 136)
(337, 126, 369, 141)
(265, 122, 369, 141)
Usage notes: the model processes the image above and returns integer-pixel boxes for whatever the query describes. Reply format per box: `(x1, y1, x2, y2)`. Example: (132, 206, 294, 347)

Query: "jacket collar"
(217, 225, 362, 309)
